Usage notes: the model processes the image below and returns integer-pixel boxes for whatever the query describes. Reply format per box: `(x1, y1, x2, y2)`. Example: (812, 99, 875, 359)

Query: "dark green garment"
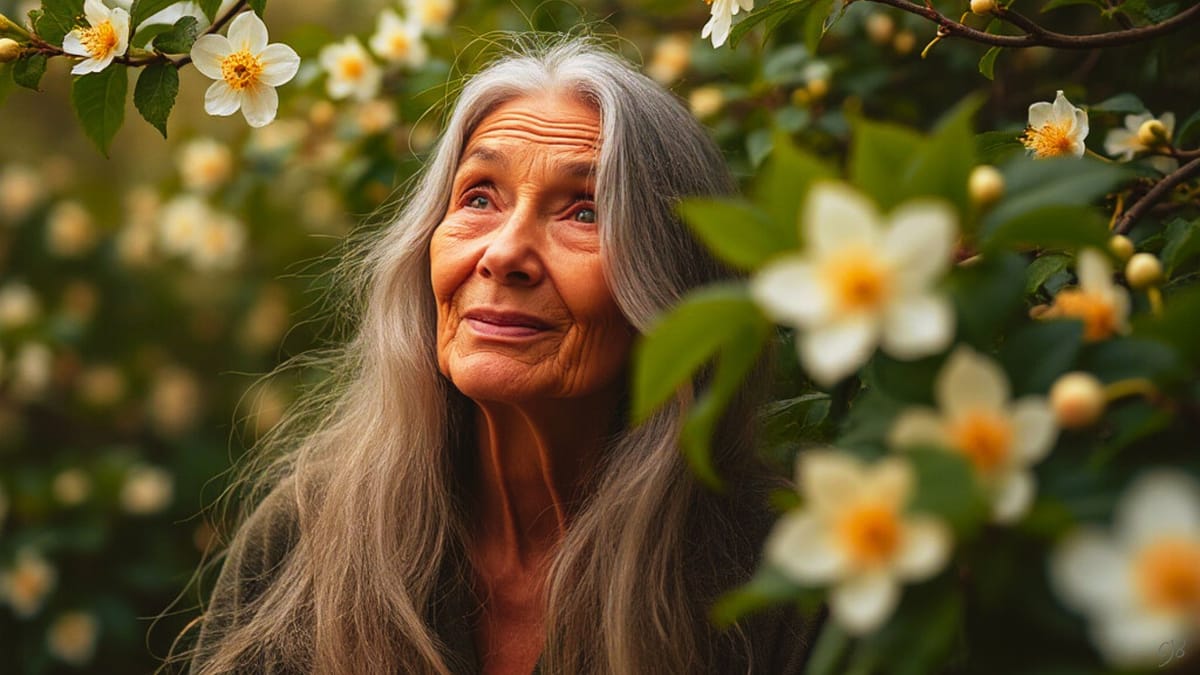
(192, 487, 823, 674)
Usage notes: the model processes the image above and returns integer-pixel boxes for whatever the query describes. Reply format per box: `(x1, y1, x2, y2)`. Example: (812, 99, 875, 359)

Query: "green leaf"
(907, 96, 982, 223)
(908, 449, 989, 536)
(753, 132, 835, 241)
(1161, 217, 1200, 276)
(12, 54, 47, 90)
(974, 129, 1023, 165)
(711, 566, 806, 628)
(848, 578, 964, 675)
(1093, 401, 1173, 466)
(999, 320, 1084, 396)
(745, 128, 773, 168)
(850, 118, 923, 212)
(132, 22, 174, 49)
(1090, 93, 1146, 115)
(152, 15, 200, 54)
(978, 47, 1001, 80)
(678, 199, 791, 271)
(130, 0, 177, 30)
(198, 0, 222, 22)
(1078, 337, 1184, 385)
(133, 62, 178, 137)
(1025, 253, 1072, 295)
(805, 621, 852, 675)
(983, 205, 1111, 253)
(34, 0, 84, 47)
(632, 285, 765, 424)
(802, 0, 835, 55)
(1177, 108, 1200, 146)
(981, 156, 1130, 237)
(865, 352, 942, 405)
(1042, 0, 1107, 10)
(1133, 286, 1200, 366)
(729, 0, 816, 48)
(71, 65, 128, 156)
(249, 0, 268, 17)
(950, 252, 1027, 347)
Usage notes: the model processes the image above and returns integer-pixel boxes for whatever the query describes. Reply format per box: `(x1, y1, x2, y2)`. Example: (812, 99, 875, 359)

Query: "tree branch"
(1115, 156, 1200, 234)
(864, 0, 1200, 49)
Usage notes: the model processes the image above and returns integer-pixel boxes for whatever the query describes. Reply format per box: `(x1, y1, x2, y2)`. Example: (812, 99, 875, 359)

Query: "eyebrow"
(460, 144, 598, 181)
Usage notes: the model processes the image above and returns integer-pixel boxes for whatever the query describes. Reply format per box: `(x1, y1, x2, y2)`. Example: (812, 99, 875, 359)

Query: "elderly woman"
(189, 39, 819, 674)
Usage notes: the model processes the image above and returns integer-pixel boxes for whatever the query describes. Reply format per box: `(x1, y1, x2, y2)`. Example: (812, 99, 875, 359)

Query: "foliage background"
(0, 0, 1198, 672)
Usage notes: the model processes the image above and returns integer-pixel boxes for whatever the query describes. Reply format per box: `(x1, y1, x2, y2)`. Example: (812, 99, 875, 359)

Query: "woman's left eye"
(572, 207, 596, 224)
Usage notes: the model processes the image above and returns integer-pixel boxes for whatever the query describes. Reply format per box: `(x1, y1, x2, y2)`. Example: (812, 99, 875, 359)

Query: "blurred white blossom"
(11, 343, 54, 401)
(78, 364, 127, 408)
(177, 137, 235, 192)
(52, 469, 93, 506)
(688, 85, 724, 119)
(119, 465, 175, 515)
(1042, 248, 1130, 342)
(369, 8, 428, 68)
(190, 11, 301, 127)
(404, 0, 455, 35)
(646, 34, 692, 84)
(1104, 111, 1177, 174)
(46, 611, 100, 665)
(0, 282, 41, 329)
(354, 99, 398, 136)
(45, 200, 97, 258)
(62, 0, 130, 75)
(320, 37, 382, 102)
(189, 211, 246, 270)
(0, 164, 45, 224)
(0, 548, 57, 618)
(148, 367, 201, 436)
(158, 195, 213, 258)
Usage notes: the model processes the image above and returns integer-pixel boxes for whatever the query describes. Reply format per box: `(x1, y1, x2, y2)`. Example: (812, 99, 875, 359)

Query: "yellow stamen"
(1021, 121, 1077, 158)
(389, 34, 410, 54)
(220, 49, 264, 91)
(339, 55, 365, 80)
(79, 20, 118, 59)
(1134, 537, 1200, 614)
(821, 247, 893, 313)
(948, 410, 1013, 476)
(837, 502, 901, 567)
(1044, 289, 1119, 341)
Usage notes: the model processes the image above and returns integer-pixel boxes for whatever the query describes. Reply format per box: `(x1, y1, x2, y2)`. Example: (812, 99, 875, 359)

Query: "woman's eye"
(573, 207, 596, 224)
(466, 194, 490, 209)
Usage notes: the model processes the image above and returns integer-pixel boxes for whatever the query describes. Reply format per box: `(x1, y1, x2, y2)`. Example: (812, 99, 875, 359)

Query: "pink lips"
(463, 308, 551, 339)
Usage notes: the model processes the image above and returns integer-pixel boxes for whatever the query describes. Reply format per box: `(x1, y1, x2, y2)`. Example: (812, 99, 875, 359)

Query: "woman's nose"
(476, 206, 544, 286)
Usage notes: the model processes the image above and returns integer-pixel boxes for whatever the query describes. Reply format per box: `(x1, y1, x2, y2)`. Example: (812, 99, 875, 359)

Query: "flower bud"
(865, 13, 895, 46)
(1107, 234, 1134, 261)
(0, 37, 20, 63)
(893, 29, 916, 56)
(806, 78, 829, 100)
(1125, 252, 1164, 289)
(1136, 119, 1169, 147)
(968, 165, 1004, 207)
(1050, 372, 1105, 429)
(970, 0, 998, 14)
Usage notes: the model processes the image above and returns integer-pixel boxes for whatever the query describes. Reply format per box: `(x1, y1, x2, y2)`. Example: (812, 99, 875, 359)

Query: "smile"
(462, 308, 552, 339)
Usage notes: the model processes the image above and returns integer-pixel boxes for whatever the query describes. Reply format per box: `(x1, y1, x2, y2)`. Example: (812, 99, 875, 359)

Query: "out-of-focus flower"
(1051, 470, 1200, 667)
(354, 99, 397, 136)
(190, 11, 301, 127)
(646, 34, 692, 84)
(688, 85, 724, 119)
(320, 37, 382, 102)
(1105, 112, 1177, 173)
(968, 165, 1004, 207)
(0, 548, 57, 618)
(241, 284, 291, 351)
(864, 12, 894, 45)
(1049, 371, 1106, 429)
(46, 611, 100, 666)
(767, 451, 952, 634)
(299, 186, 347, 234)
(407, 122, 439, 153)
(892, 29, 916, 55)
(404, 0, 454, 35)
(369, 8, 428, 68)
(0, 282, 41, 329)
(1125, 252, 1164, 289)
(752, 182, 957, 387)
(1021, 90, 1088, 158)
(890, 346, 1058, 523)
(246, 118, 306, 156)
(1042, 248, 1130, 342)
(11, 343, 53, 401)
(246, 381, 288, 437)
(78, 364, 126, 408)
(177, 137, 235, 192)
(62, 0, 130, 75)
(189, 211, 246, 270)
(52, 468, 92, 506)
(60, 281, 99, 324)
(119, 464, 175, 515)
(45, 200, 97, 258)
(158, 194, 212, 257)
(0, 164, 45, 224)
(148, 367, 201, 436)
(702, 0, 754, 49)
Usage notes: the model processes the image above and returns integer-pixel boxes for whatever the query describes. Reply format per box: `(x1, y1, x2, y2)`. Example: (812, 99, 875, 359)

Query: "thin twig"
(1115, 157, 1200, 234)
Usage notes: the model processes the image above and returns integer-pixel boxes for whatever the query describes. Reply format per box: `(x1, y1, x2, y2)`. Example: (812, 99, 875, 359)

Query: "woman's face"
(429, 92, 633, 404)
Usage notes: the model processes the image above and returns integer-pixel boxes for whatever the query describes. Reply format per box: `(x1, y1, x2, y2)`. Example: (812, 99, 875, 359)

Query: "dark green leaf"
(1042, 0, 1107, 10)
(249, 0, 267, 17)
(1025, 253, 1072, 295)
(746, 128, 773, 168)
(908, 449, 989, 535)
(1177, 109, 1200, 146)
(981, 156, 1130, 237)
(1078, 337, 1184, 384)
(849, 578, 964, 675)
(836, 389, 903, 456)
(978, 47, 1001, 80)
(907, 96, 982, 223)
(132, 22, 173, 48)
(12, 53, 47, 90)
(805, 621, 852, 675)
(803, 0, 835, 55)
(1161, 217, 1200, 276)
(71, 65, 128, 156)
(198, 0, 222, 22)
(850, 118, 923, 212)
(950, 252, 1027, 347)
(711, 566, 807, 628)
(152, 15, 200, 54)
(865, 352, 942, 405)
(34, 0, 84, 47)
(1090, 93, 1146, 115)
(131, 0, 177, 29)
(133, 62, 178, 137)
(983, 205, 1111, 253)
(999, 320, 1084, 396)
(678, 198, 790, 271)
(974, 129, 1023, 165)
(1093, 401, 1173, 466)
(1133, 286, 1200, 365)
(754, 132, 835, 241)
(729, 0, 815, 48)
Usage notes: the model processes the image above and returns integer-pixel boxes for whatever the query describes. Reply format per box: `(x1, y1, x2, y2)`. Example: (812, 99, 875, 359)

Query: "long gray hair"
(188, 36, 774, 674)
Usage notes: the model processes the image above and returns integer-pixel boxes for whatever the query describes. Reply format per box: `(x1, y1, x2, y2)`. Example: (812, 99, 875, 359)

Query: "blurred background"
(1, 0, 1196, 672)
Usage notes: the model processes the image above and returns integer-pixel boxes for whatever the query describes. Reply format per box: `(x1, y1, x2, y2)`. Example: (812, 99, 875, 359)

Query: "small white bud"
(1050, 372, 1106, 429)
(1107, 234, 1134, 261)
(968, 165, 1005, 207)
(1125, 252, 1164, 289)
(1136, 119, 1169, 147)
(0, 37, 20, 63)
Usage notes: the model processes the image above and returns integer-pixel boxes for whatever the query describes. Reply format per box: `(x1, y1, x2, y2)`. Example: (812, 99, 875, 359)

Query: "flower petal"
(1160, 112, 1176, 136)
(204, 81, 241, 117)
(1075, 248, 1113, 294)
(888, 407, 946, 450)
(1103, 129, 1139, 160)
(70, 57, 104, 75)
(751, 256, 829, 326)
(936, 346, 1010, 418)
(884, 199, 956, 291)
(1049, 528, 1133, 614)
(830, 572, 900, 635)
(765, 511, 847, 583)
(1116, 470, 1200, 545)
(802, 451, 867, 516)
(227, 10, 268, 54)
(1122, 113, 1152, 134)
(991, 470, 1034, 524)
(1010, 397, 1057, 465)
(701, 13, 731, 48)
(62, 31, 88, 57)
(880, 293, 953, 360)
(799, 314, 879, 387)
(1027, 101, 1054, 129)
(1073, 108, 1089, 146)
(240, 83, 278, 128)
(83, 0, 109, 26)
(895, 515, 951, 579)
(190, 34, 232, 79)
(1093, 611, 1186, 668)
(804, 182, 881, 257)
(1051, 90, 1076, 126)
(258, 43, 300, 87)
(865, 457, 914, 511)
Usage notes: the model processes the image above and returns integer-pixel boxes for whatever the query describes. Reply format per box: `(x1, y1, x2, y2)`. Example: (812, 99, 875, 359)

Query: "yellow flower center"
(80, 20, 119, 59)
(421, 2, 451, 24)
(1021, 120, 1076, 158)
(836, 502, 902, 568)
(1047, 289, 1119, 341)
(220, 50, 264, 91)
(338, 54, 365, 80)
(948, 410, 1013, 476)
(389, 33, 411, 54)
(1134, 537, 1200, 614)
(821, 247, 893, 314)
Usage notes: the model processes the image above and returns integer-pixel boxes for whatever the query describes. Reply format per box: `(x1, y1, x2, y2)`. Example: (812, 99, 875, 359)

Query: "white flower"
(404, 0, 455, 35)
(369, 8, 428, 68)
(1042, 248, 1130, 342)
(1021, 90, 1089, 158)
(0, 548, 57, 618)
(119, 465, 174, 515)
(189, 211, 246, 270)
(62, 0, 130, 75)
(45, 200, 96, 257)
(158, 195, 212, 256)
(0, 164, 45, 224)
(647, 34, 692, 84)
(52, 469, 93, 506)
(12, 342, 53, 401)
(766, 451, 952, 634)
(319, 37, 382, 102)
(1050, 470, 1200, 667)
(0, 281, 40, 329)
(751, 182, 958, 387)
(889, 346, 1058, 523)
(177, 137, 234, 193)
(1104, 111, 1177, 174)
(702, 0, 755, 49)
(190, 11, 301, 128)
(47, 611, 100, 666)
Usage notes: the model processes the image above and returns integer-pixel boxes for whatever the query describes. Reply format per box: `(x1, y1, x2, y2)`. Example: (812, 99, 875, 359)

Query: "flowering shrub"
(1, 0, 1199, 672)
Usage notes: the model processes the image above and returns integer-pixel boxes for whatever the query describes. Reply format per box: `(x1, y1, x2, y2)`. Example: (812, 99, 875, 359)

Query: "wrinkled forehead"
(463, 92, 602, 158)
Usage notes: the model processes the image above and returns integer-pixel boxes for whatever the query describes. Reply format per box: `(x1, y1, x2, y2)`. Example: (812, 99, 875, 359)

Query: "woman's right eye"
(466, 194, 490, 210)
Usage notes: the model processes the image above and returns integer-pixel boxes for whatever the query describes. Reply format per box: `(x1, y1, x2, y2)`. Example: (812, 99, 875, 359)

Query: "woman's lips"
(463, 309, 551, 338)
